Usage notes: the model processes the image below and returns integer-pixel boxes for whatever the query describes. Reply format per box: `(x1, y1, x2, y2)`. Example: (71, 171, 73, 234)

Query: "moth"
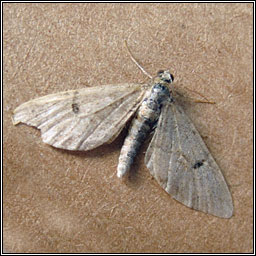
(12, 51, 233, 218)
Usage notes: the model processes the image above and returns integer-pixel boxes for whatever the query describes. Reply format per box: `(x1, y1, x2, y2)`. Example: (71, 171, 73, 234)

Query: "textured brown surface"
(3, 3, 253, 253)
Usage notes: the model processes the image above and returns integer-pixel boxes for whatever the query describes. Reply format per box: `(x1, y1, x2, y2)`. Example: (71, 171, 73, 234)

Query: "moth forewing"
(145, 102, 233, 218)
(12, 83, 148, 151)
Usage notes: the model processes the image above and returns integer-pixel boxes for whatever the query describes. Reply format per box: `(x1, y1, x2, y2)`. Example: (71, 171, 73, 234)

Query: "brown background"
(3, 3, 253, 253)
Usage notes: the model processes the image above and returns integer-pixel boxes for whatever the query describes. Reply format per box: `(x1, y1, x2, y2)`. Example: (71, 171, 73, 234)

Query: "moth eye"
(163, 74, 174, 83)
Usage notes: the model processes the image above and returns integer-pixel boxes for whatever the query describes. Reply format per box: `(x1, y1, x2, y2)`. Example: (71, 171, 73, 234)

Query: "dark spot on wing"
(193, 160, 205, 169)
(72, 103, 79, 113)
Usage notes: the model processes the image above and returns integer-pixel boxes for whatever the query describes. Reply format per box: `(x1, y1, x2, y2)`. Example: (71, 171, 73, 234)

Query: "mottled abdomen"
(117, 92, 163, 178)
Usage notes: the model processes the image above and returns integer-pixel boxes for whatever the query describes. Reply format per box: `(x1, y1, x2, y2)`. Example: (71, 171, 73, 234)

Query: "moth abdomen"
(117, 96, 163, 178)
(117, 115, 152, 178)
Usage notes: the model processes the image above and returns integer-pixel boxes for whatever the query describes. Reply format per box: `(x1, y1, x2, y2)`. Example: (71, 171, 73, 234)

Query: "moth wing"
(145, 102, 233, 218)
(13, 83, 146, 151)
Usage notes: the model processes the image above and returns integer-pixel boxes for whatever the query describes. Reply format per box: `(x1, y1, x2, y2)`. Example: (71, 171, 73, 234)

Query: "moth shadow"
(52, 125, 150, 188)
(52, 132, 126, 159)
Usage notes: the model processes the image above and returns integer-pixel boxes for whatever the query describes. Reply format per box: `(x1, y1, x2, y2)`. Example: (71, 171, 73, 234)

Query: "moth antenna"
(182, 85, 215, 104)
(124, 40, 153, 79)
(193, 99, 216, 104)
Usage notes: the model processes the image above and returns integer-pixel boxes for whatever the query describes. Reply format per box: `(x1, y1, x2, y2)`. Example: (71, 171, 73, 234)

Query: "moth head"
(156, 70, 174, 84)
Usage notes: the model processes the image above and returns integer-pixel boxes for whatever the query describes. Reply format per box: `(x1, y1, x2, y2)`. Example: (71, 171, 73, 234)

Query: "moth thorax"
(151, 83, 171, 104)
